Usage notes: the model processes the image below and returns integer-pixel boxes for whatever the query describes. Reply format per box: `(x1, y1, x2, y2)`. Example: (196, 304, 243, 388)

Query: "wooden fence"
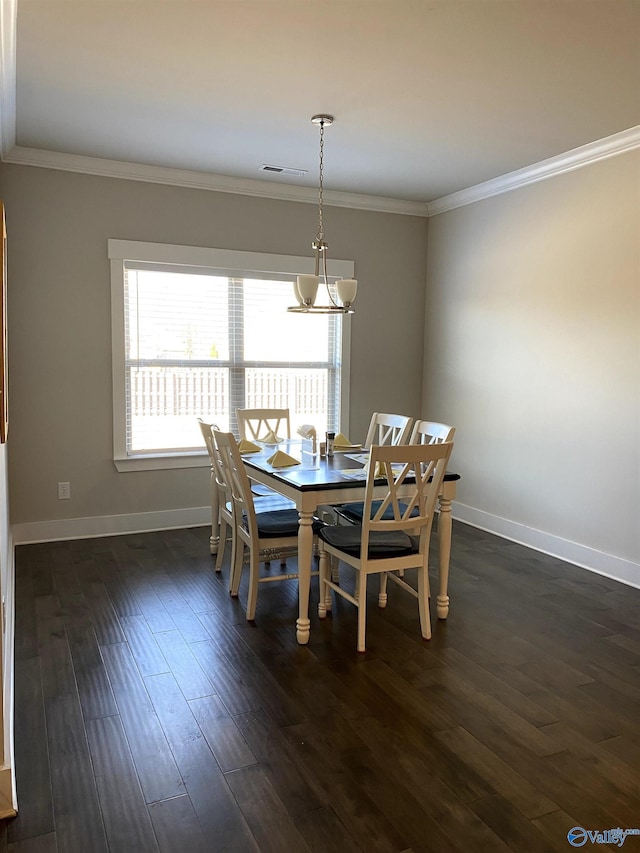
(129, 367, 328, 418)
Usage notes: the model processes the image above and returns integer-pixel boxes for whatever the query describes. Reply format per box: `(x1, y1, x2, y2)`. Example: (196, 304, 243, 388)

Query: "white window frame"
(109, 239, 353, 472)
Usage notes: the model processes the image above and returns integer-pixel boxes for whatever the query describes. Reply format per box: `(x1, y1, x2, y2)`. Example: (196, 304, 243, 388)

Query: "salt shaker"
(326, 431, 335, 457)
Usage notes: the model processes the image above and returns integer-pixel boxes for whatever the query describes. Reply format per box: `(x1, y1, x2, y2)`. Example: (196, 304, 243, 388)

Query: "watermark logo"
(568, 828, 589, 847)
(567, 827, 640, 847)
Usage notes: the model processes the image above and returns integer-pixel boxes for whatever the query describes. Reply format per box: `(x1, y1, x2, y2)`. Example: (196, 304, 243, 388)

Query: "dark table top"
(242, 440, 460, 494)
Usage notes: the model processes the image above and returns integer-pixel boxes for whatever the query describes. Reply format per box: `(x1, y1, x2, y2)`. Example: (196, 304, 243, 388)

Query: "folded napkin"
(364, 459, 387, 479)
(297, 423, 317, 454)
(334, 431, 357, 448)
(297, 423, 317, 439)
(260, 428, 282, 445)
(238, 438, 261, 454)
(266, 450, 300, 468)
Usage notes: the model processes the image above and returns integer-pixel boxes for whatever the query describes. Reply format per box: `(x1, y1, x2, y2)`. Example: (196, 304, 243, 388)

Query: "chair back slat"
(364, 413, 413, 449)
(236, 408, 291, 442)
(370, 460, 418, 524)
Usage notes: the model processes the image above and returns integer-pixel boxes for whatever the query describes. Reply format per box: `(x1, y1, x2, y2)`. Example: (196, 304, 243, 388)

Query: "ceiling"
(4, 0, 640, 206)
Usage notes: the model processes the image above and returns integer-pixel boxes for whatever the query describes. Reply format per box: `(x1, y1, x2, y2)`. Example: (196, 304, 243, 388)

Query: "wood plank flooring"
(3, 522, 640, 852)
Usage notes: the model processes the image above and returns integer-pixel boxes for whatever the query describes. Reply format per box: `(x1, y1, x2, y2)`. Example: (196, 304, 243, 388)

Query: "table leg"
(209, 469, 220, 556)
(436, 494, 452, 619)
(296, 510, 315, 644)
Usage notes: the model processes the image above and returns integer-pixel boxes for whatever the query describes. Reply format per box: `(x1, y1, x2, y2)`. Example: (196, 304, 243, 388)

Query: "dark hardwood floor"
(2, 521, 640, 852)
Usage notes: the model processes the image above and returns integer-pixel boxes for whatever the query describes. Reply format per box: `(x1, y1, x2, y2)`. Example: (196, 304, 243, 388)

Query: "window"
(109, 241, 353, 470)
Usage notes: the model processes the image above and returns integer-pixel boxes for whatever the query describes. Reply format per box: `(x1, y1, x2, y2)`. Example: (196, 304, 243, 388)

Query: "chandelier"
(287, 115, 358, 314)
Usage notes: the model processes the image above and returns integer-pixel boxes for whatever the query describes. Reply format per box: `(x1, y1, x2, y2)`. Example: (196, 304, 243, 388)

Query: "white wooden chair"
(199, 418, 294, 578)
(197, 418, 233, 572)
(236, 408, 291, 443)
(333, 412, 414, 530)
(317, 441, 453, 652)
(335, 419, 456, 585)
(213, 429, 321, 622)
(236, 407, 292, 497)
(335, 419, 455, 526)
(363, 412, 413, 449)
(409, 419, 455, 445)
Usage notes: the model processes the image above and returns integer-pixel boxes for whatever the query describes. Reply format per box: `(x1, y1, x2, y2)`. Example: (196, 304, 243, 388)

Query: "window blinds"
(123, 264, 342, 455)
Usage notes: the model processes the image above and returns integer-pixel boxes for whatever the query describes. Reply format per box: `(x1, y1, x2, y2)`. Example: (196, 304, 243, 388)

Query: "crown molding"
(427, 126, 640, 216)
(6, 125, 637, 219)
(3, 145, 430, 217)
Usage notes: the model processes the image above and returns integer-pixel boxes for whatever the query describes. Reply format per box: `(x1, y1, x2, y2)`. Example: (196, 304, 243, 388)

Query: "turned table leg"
(436, 494, 452, 619)
(296, 510, 315, 644)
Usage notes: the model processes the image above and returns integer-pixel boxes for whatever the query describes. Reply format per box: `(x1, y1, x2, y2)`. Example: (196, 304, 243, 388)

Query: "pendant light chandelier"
(287, 115, 357, 314)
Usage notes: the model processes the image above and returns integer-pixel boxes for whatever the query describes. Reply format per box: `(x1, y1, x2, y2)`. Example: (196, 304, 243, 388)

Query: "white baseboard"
(453, 502, 640, 590)
(13, 507, 211, 545)
(0, 767, 15, 818)
(13, 503, 639, 592)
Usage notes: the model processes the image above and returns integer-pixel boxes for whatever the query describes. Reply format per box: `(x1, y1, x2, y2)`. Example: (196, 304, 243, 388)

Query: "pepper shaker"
(326, 431, 335, 457)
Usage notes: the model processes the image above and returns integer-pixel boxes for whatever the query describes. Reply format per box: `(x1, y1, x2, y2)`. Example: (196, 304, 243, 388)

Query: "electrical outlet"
(57, 481, 71, 500)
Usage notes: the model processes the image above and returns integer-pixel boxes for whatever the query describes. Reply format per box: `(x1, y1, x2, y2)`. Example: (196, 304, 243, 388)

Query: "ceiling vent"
(259, 164, 308, 177)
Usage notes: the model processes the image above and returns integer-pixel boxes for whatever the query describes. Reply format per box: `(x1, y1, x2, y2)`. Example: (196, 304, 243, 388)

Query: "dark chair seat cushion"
(319, 524, 416, 558)
(336, 500, 418, 524)
(253, 508, 322, 537)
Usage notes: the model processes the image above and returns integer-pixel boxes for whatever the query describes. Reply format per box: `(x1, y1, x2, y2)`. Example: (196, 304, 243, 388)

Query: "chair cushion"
(319, 524, 416, 558)
(336, 500, 418, 524)
(254, 509, 322, 537)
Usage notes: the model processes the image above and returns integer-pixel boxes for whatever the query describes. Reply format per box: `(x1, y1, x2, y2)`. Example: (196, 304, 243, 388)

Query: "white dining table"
(209, 440, 459, 645)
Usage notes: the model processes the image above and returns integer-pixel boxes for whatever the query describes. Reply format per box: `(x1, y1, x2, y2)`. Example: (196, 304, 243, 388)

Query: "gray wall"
(3, 164, 428, 530)
(423, 150, 640, 583)
(6, 152, 638, 586)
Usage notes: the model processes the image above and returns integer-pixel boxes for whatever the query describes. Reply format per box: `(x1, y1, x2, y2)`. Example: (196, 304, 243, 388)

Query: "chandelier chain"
(317, 119, 325, 243)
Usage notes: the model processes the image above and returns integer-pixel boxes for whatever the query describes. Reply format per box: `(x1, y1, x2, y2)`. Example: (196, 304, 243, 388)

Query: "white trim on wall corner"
(427, 126, 640, 215)
(453, 502, 640, 591)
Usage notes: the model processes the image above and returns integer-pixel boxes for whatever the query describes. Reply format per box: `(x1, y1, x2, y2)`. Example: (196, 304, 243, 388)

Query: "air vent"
(259, 164, 308, 177)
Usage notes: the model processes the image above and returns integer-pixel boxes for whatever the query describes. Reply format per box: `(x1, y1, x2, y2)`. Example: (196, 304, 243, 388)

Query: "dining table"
(210, 439, 460, 645)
